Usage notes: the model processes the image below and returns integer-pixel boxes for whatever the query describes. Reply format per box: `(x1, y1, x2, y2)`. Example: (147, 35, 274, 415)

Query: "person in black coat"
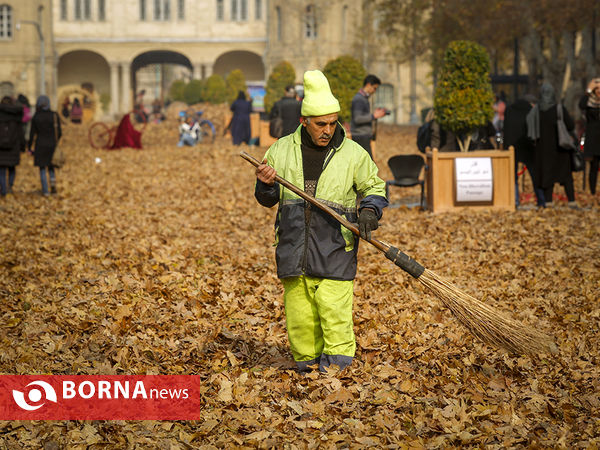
(28, 95, 61, 195)
(579, 78, 600, 195)
(269, 85, 302, 137)
(229, 91, 252, 146)
(0, 96, 24, 196)
(526, 82, 576, 208)
(504, 94, 544, 207)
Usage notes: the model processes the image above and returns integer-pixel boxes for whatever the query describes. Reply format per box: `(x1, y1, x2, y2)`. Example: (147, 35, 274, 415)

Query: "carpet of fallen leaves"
(1, 117, 599, 449)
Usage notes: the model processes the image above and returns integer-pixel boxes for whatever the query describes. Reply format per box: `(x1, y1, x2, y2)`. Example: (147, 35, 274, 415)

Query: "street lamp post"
(17, 5, 45, 96)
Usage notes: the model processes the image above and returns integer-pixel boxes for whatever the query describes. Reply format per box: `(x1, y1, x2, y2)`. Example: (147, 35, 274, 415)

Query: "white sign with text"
(455, 157, 493, 202)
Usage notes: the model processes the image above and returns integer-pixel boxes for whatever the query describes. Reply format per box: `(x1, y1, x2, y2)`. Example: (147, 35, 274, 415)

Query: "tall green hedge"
(226, 69, 248, 103)
(183, 79, 204, 105)
(434, 40, 494, 151)
(323, 56, 366, 124)
(264, 61, 296, 113)
(202, 74, 228, 104)
(169, 80, 186, 102)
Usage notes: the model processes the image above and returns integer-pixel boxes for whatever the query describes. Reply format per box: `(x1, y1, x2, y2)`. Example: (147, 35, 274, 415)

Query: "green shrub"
(99, 93, 110, 112)
(226, 69, 247, 103)
(183, 79, 204, 105)
(433, 40, 495, 151)
(169, 80, 187, 102)
(264, 61, 296, 113)
(202, 75, 228, 104)
(323, 56, 366, 124)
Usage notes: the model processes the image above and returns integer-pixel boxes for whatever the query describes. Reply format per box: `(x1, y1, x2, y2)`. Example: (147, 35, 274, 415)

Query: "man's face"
(363, 83, 380, 96)
(302, 113, 338, 147)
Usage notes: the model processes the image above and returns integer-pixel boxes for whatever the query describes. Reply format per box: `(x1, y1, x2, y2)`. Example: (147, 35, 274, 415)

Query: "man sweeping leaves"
(254, 70, 388, 372)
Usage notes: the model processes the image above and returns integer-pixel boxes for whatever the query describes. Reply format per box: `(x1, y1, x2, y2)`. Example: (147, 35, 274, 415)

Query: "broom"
(241, 151, 557, 356)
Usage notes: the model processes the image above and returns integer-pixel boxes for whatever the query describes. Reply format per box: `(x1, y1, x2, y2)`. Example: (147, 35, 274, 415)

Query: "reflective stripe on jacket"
(255, 124, 388, 280)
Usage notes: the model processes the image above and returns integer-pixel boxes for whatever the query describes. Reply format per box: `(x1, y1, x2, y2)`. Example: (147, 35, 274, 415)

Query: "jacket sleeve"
(254, 147, 281, 208)
(269, 101, 280, 120)
(255, 180, 280, 207)
(563, 105, 575, 131)
(354, 149, 388, 218)
(352, 96, 373, 126)
(56, 113, 62, 141)
(578, 95, 588, 111)
(28, 117, 37, 150)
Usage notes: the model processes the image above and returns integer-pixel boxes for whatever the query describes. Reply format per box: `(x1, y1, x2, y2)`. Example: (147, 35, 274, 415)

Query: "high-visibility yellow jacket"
(255, 124, 388, 280)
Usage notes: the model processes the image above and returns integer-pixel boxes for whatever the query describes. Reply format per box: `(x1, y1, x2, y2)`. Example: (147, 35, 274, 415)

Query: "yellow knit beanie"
(300, 70, 340, 117)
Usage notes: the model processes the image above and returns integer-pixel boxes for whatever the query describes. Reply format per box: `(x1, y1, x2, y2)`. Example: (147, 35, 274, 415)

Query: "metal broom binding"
(241, 151, 557, 356)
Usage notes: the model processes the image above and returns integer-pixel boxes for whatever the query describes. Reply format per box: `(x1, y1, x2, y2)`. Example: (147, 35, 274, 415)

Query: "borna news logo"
(12, 380, 58, 411)
(0, 375, 200, 420)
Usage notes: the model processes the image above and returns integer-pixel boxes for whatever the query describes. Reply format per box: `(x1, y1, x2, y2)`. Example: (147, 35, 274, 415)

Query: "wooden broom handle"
(240, 151, 391, 254)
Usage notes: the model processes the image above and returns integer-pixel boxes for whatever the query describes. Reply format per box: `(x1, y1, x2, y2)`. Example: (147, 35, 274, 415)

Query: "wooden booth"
(425, 147, 515, 213)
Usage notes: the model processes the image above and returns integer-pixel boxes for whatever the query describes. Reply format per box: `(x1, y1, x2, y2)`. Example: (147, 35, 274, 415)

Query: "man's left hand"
(358, 208, 378, 240)
(373, 108, 387, 119)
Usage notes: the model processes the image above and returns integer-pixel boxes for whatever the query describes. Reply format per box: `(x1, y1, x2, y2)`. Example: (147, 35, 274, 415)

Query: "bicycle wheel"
(199, 120, 216, 143)
(88, 122, 112, 149)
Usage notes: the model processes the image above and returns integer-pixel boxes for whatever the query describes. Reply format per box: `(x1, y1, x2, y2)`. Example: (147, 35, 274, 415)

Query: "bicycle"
(180, 109, 216, 143)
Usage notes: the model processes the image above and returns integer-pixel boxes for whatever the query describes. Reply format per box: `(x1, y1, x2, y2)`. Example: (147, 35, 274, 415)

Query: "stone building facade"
(0, 1, 55, 103)
(0, 0, 433, 124)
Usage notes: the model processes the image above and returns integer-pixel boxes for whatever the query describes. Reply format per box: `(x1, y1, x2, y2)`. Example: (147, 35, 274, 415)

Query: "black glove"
(358, 208, 378, 240)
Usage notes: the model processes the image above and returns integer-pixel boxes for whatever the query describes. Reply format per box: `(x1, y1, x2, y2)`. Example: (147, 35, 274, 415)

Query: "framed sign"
(454, 157, 493, 202)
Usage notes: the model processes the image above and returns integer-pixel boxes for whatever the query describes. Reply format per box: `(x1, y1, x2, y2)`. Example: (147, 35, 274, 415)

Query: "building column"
(203, 63, 213, 79)
(110, 62, 120, 116)
(192, 63, 202, 80)
(120, 62, 131, 112)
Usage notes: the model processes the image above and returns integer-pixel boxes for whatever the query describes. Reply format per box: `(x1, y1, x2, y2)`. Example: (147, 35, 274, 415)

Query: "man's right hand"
(256, 159, 277, 186)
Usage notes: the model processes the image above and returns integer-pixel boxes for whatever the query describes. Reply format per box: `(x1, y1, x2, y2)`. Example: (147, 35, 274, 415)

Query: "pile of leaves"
(0, 123, 598, 448)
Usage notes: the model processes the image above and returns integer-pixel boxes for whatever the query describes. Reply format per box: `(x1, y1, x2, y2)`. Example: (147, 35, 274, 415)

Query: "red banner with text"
(0, 375, 201, 420)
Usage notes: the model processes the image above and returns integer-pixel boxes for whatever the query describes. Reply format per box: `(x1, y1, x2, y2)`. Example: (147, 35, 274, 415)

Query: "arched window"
(178, 0, 184, 20)
(231, 0, 247, 21)
(374, 83, 394, 123)
(98, 0, 106, 21)
(74, 0, 82, 20)
(216, 0, 224, 21)
(84, 0, 91, 20)
(305, 5, 317, 39)
(60, 0, 68, 20)
(140, 0, 147, 20)
(0, 4, 12, 39)
(255, 0, 262, 20)
(154, 0, 171, 21)
(276, 6, 281, 41)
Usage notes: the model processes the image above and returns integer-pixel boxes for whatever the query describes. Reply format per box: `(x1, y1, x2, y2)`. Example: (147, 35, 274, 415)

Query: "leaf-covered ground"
(1, 118, 599, 448)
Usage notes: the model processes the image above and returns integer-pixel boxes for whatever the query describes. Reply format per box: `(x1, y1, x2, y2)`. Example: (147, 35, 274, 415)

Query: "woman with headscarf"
(70, 98, 83, 124)
(229, 91, 252, 146)
(579, 78, 600, 195)
(526, 82, 577, 208)
(29, 95, 61, 196)
(0, 96, 24, 196)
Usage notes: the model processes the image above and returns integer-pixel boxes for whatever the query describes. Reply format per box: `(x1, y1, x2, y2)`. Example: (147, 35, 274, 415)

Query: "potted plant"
(433, 40, 494, 152)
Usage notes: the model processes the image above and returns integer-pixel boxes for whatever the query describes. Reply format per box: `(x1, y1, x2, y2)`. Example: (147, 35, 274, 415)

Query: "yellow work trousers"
(281, 276, 355, 371)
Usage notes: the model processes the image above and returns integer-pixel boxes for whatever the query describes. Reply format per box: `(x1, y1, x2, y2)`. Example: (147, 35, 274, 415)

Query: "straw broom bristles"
(418, 268, 557, 356)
